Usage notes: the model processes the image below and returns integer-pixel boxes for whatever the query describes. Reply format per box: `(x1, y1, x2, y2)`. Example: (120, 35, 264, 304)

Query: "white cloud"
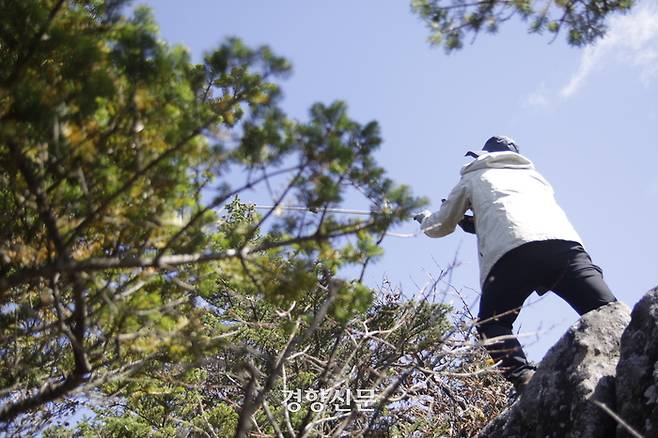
(560, 2, 658, 97)
(523, 82, 550, 109)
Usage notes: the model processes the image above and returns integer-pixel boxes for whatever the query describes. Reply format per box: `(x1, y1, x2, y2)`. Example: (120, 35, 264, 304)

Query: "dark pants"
(476, 239, 617, 378)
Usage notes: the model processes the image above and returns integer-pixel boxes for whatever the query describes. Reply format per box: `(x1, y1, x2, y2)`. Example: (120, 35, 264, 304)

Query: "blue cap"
(466, 135, 520, 158)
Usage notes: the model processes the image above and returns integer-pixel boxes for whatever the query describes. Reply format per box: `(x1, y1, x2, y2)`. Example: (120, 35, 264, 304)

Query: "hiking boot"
(509, 367, 535, 394)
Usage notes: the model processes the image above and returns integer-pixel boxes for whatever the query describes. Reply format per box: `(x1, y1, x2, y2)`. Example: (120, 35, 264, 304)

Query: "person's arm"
(421, 180, 470, 238)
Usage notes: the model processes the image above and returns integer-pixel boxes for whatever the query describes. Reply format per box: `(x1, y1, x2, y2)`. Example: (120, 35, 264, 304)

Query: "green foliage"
(411, 0, 636, 52)
(62, 279, 509, 437)
(0, 2, 513, 436)
(0, 1, 426, 433)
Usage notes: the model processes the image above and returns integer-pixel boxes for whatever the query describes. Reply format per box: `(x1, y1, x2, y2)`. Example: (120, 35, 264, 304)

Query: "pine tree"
(0, 1, 424, 433)
(411, 0, 636, 52)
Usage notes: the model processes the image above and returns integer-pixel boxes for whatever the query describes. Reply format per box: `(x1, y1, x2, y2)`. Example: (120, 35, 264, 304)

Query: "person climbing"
(414, 135, 617, 393)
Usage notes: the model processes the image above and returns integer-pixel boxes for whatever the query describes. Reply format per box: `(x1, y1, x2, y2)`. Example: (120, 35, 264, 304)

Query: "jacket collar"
(461, 152, 534, 175)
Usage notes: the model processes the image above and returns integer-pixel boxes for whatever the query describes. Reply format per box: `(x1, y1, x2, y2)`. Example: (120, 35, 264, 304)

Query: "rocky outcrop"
(615, 286, 658, 438)
(478, 301, 631, 438)
(477, 288, 658, 438)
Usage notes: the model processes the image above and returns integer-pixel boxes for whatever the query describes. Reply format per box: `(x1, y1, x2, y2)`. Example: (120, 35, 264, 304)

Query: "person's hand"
(458, 214, 476, 234)
(413, 210, 431, 224)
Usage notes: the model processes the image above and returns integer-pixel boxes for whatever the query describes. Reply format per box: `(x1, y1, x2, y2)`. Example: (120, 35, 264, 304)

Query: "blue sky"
(143, 0, 658, 361)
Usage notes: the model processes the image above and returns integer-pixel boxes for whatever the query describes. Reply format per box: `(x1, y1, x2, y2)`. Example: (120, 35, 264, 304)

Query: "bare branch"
(1, 221, 376, 295)
(592, 400, 644, 438)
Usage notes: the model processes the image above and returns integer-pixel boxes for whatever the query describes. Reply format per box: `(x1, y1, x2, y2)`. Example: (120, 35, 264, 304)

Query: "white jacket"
(421, 152, 583, 287)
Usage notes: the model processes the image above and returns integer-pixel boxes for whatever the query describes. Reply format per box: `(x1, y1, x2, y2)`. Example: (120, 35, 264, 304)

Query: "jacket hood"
(460, 152, 534, 175)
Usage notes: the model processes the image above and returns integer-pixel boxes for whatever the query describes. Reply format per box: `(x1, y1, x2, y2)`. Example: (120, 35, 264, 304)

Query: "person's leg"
(477, 246, 537, 377)
(551, 244, 617, 315)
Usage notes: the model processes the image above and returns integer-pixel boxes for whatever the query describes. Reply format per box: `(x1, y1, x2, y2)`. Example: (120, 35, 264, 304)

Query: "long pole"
(251, 204, 418, 238)
(253, 205, 374, 216)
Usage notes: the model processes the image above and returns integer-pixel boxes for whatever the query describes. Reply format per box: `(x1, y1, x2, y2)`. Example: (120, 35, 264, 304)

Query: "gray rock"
(478, 301, 631, 438)
(616, 286, 658, 438)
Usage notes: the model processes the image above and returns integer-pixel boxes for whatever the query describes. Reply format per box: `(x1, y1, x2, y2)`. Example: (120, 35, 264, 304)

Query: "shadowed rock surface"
(477, 301, 631, 438)
(615, 286, 658, 438)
